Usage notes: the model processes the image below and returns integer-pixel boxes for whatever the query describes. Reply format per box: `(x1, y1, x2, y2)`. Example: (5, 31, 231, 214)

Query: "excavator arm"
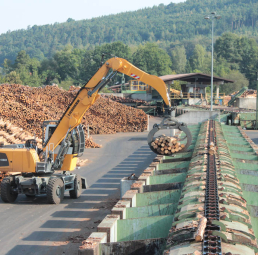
(44, 57, 171, 152)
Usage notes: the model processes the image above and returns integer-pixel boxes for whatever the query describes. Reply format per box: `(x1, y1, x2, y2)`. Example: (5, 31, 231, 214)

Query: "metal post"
(256, 72, 258, 129)
(194, 78, 196, 99)
(211, 18, 214, 111)
(121, 73, 125, 93)
(87, 125, 90, 138)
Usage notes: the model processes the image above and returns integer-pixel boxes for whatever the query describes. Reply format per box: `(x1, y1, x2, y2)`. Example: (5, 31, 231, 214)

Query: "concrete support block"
(111, 200, 131, 219)
(122, 189, 138, 207)
(143, 182, 183, 193)
(130, 181, 145, 193)
(100, 237, 167, 254)
(78, 232, 107, 255)
(149, 161, 159, 170)
(97, 215, 120, 243)
(153, 155, 164, 163)
(163, 156, 191, 163)
(138, 173, 151, 185)
(143, 167, 156, 176)
(120, 177, 137, 199)
(154, 168, 187, 175)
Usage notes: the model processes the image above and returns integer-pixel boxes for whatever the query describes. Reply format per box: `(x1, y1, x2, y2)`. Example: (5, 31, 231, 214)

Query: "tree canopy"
(0, 0, 258, 66)
(1, 32, 258, 95)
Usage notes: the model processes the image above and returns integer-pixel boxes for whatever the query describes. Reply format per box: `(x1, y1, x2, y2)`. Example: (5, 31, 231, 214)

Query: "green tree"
(239, 38, 258, 89)
(3, 59, 13, 74)
(5, 71, 22, 84)
(133, 43, 172, 76)
(53, 45, 81, 82)
(79, 41, 132, 84)
(220, 70, 249, 95)
(11, 50, 41, 86)
(214, 32, 242, 70)
(188, 44, 207, 72)
(39, 58, 60, 84)
(59, 77, 74, 90)
(14, 50, 31, 69)
(213, 56, 231, 77)
(170, 46, 187, 74)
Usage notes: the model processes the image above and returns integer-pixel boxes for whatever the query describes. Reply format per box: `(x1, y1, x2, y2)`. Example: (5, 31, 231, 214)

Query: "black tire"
(46, 178, 64, 204)
(69, 174, 82, 199)
(1, 177, 18, 203)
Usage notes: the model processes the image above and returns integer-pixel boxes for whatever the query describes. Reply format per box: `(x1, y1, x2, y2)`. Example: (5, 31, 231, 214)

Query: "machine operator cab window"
(25, 138, 43, 156)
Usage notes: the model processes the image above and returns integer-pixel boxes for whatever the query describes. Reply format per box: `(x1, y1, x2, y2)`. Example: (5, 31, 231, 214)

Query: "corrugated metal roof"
(159, 73, 234, 84)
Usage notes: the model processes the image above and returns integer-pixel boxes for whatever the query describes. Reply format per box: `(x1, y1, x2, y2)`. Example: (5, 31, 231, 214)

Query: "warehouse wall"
(234, 98, 256, 109)
(176, 110, 218, 124)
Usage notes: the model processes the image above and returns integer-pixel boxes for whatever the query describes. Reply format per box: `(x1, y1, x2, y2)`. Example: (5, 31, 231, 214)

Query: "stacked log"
(101, 94, 150, 105)
(0, 118, 102, 149)
(150, 135, 185, 155)
(0, 118, 40, 146)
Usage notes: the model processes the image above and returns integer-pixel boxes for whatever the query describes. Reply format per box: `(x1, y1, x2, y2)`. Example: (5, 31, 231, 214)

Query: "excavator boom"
(0, 57, 191, 205)
(44, 57, 171, 152)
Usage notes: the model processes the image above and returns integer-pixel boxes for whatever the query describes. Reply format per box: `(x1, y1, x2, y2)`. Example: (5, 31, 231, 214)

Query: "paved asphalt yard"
(0, 117, 162, 255)
(245, 130, 258, 145)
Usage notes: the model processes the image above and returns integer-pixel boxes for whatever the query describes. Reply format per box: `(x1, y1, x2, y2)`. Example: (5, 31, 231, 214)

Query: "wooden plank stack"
(150, 135, 185, 155)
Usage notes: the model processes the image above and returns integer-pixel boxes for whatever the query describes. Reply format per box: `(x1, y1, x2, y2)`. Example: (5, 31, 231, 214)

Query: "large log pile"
(101, 94, 150, 105)
(0, 84, 147, 142)
(0, 83, 148, 180)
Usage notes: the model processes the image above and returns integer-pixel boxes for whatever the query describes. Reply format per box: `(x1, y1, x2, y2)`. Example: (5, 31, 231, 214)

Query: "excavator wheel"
(1, 177, 18, 203)
(69, 174, 82, 199)
(46, 178, 64, 204)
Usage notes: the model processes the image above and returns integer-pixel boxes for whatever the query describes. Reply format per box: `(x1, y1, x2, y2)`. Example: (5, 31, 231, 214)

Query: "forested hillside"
(0, 0, 257, 64)
(1, 0, 258, 94)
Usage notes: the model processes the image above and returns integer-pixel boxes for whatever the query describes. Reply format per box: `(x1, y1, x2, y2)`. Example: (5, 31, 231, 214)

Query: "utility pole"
(205, 12, 221, 111)
(211, 17, 214, 111)
(121, 73, 125, 93)
(256, 72, 258, 129)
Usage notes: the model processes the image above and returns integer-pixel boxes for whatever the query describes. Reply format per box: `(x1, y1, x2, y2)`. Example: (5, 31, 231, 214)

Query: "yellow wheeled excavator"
(0, 57, 192, 204)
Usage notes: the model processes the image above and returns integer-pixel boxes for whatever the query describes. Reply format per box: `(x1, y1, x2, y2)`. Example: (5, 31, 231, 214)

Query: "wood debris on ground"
(85, 136, 102, 148)
(76, 159, 89, 167)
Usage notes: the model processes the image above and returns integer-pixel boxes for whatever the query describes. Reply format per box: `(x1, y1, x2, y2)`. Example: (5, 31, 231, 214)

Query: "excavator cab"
(25, 139, 38, 150)
(40, 121, 85, 172)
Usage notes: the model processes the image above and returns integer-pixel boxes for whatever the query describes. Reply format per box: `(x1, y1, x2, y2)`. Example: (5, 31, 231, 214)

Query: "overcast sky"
(0, 0, 185, 35)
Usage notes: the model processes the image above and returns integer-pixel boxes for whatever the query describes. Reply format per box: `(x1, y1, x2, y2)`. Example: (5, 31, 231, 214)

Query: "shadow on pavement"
(6, 145, 155, 255)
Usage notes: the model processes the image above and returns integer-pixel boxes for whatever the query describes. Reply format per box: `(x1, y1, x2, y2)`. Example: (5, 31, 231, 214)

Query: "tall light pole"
(205, 12, 221, 111)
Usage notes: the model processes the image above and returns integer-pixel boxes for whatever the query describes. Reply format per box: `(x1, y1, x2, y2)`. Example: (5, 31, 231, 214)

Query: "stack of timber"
(101, 94, 150, 105)
(150, 135, 184, 155)
(0, 84, 147, 139)
(0, 118, 101, 149)
(0, 118, 40, 146)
